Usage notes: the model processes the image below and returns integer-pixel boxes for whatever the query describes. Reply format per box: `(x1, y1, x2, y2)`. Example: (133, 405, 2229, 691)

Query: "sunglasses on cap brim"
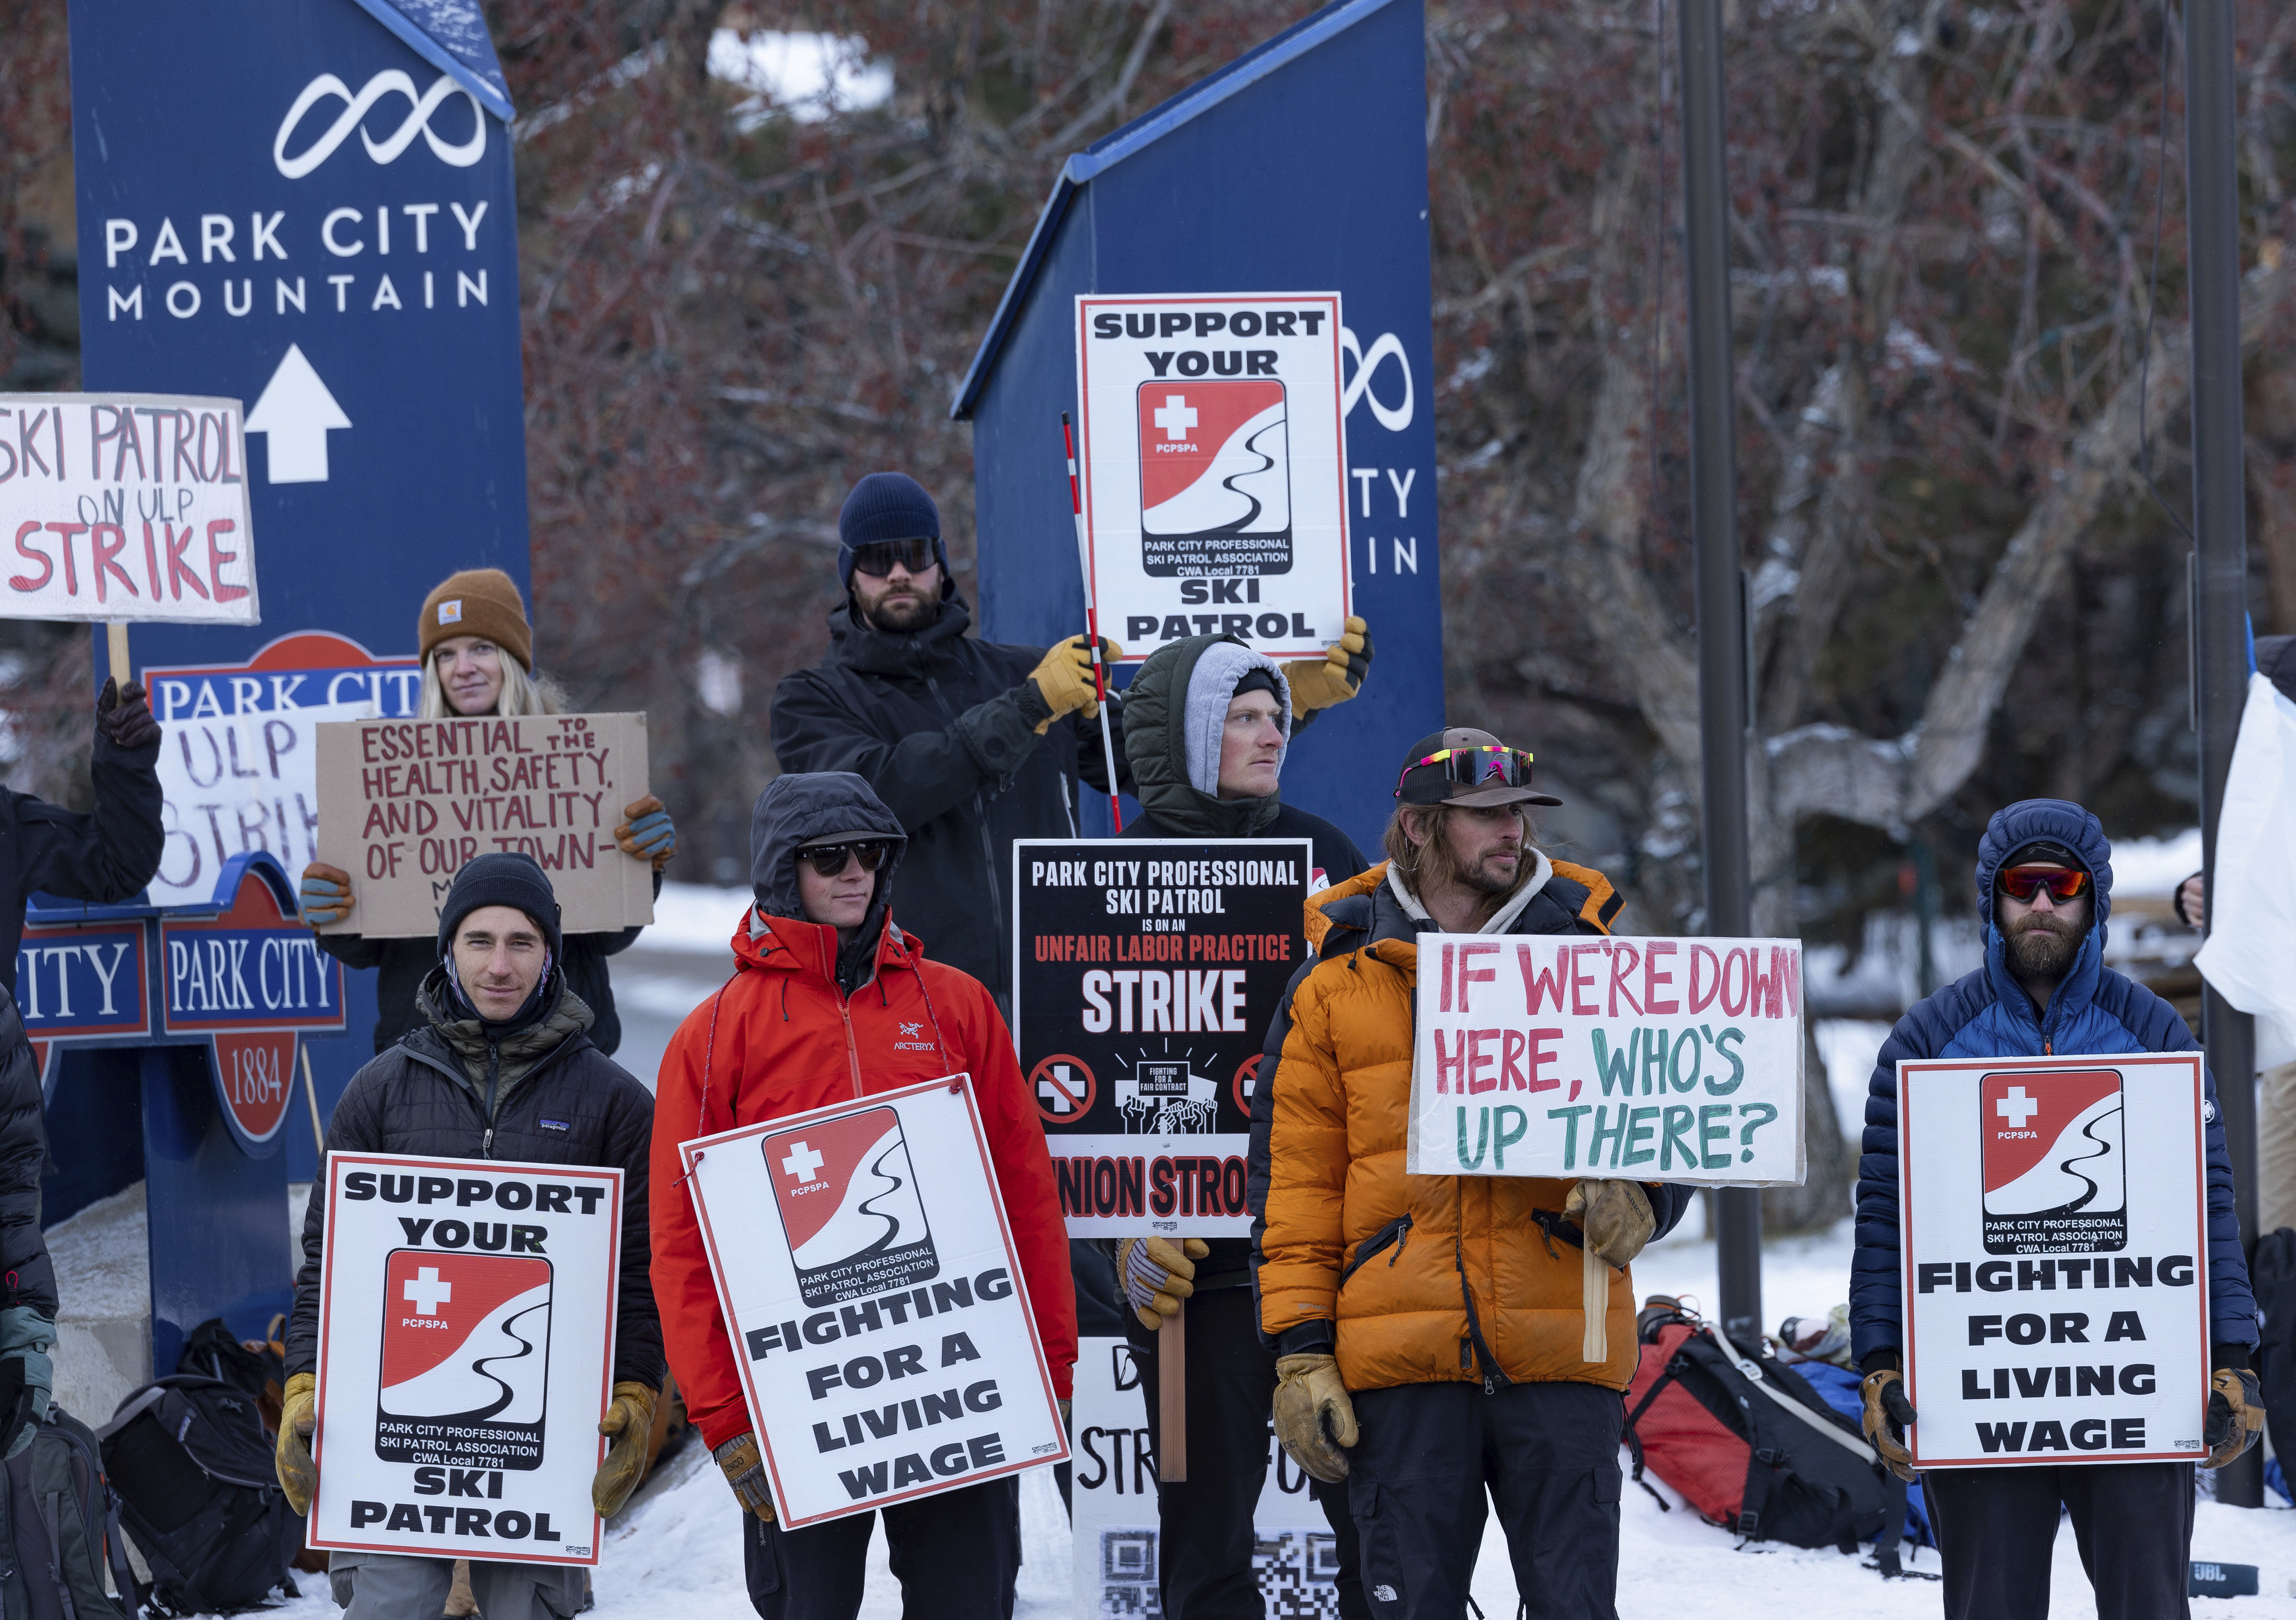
(798, 841, 891, 878)
(1996, 864, 2089, 902)
(1396, 744, 1538, 795)
(849, 537, 938, 577)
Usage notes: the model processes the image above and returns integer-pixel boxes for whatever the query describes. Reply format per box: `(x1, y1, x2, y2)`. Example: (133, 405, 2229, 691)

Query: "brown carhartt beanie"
(419, 568, 533, 671)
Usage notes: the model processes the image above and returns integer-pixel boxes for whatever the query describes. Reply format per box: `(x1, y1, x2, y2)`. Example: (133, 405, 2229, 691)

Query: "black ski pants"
(1128, 1285, 1364, 1619)
(1345, 1378, 1625, 1620)
(1924, 1461, 2196, 1620)
(739, 1477, 1021, 1620)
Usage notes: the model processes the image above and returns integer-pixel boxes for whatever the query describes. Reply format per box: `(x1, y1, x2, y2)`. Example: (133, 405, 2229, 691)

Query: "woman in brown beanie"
(296, 568, 676, 1054)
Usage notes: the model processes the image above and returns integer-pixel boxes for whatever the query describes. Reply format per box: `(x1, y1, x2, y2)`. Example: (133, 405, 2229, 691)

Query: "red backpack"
(1623, 1298, 1915, 1577)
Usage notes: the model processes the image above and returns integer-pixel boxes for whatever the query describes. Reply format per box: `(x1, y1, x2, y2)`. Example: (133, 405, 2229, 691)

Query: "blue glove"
(616, 796, 676, 867)
(0, 1307, 54, 1455)
(298, 862, 355, 927)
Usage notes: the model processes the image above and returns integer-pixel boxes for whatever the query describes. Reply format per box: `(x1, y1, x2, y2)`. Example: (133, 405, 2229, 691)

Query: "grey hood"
(749, 772, 909, 989)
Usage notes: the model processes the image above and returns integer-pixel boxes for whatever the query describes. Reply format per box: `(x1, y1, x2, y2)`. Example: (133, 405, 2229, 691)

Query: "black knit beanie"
(837, 472, 953, 598)
(436, 853, 563, 961)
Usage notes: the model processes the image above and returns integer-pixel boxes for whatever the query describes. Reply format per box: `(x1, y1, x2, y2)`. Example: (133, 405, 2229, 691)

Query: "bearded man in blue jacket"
(1849, 799, 2260, 1620)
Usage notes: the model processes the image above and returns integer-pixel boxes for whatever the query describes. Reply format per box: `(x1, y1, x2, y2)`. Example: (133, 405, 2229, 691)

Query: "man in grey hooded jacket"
(1111, 632, 1372, 1620)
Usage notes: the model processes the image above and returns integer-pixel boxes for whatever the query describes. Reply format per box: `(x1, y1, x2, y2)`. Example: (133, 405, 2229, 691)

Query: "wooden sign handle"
(1581, 1241, 1608, 1363)
(105, 623, 130, 688)
(1157, 1302, 1186, 1481)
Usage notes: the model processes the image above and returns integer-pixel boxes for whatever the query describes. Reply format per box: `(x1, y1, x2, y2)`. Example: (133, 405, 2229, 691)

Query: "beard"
(2004, 913, 2081, 979)
(861, 587, 938, 632)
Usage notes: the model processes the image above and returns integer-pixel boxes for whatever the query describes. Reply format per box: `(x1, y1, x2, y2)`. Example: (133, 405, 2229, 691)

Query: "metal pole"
(2184, 0, 2261, 1508)
(1677, 0, 1759, 1343)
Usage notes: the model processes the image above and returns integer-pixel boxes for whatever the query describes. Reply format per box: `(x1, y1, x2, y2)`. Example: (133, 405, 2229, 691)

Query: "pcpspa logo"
(375, 1251, 552, 1470)
(1980, 1069, 2127, 1254)
(1135, 381, 1291, 578)
(765, 1108, 939, 1308)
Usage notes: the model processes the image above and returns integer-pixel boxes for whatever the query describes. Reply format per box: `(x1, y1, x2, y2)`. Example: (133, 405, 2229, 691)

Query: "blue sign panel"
(69, 0, 531, 1143)
(954, 0, 1438, 853)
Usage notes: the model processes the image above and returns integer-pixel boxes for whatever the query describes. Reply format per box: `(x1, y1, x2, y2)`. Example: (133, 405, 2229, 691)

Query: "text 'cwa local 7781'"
(1406, 936, 1807, 1186)
(1013, 839, 1312, 1238)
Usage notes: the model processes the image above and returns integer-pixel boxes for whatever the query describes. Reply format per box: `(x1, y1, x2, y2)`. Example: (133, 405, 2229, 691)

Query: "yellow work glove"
(1566, 1179, 1654, 1268)
(713, 1431, 776, 1522)
(1116, 1235, 1208, 1331)
(614, 796, 677, 871)
(298, 862, 355, 928)
(593, 1381, 658, 1517)
(1027, 636, 1121, 734)
(1283, 617, 1372, 717)
(1860, 1367, 1919, 1482)
(2205, 1367, 2262, 1469)
(1271, 1353, 1357, 1484)
(276, 1371, 317, 1514)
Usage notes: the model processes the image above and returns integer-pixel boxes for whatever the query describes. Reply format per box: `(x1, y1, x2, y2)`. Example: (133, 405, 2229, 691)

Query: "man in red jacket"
(651, 770, 1076, 1620)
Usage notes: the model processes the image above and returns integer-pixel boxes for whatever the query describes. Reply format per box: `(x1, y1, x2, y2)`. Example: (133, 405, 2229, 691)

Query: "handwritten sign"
(1405, 935, 1805, 1186)
(0, 393, 259, 623)
(314, 712, 654, 938)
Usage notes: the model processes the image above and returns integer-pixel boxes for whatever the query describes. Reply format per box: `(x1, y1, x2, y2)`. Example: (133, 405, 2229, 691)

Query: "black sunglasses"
(798, 840, 891, 878)
(848, 537, 938, 577)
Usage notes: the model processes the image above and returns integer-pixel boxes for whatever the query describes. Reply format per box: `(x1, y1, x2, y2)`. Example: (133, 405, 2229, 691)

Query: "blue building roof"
(949, 0, 1400, 420)
(354, 0, 515, 121)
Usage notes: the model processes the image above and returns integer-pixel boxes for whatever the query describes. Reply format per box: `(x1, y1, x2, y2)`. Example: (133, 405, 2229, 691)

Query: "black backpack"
(0, 1403, 139, 1620)
(97, 1379, 300, 1615)
(1624, 1299, 1917, 1575)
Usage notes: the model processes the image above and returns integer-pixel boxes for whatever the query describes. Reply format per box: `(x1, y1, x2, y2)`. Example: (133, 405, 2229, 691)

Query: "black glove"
(96, 678, 159, 750)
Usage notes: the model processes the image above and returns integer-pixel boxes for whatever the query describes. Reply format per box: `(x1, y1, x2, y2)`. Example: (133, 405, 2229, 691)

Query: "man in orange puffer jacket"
(1249, 729, 1694, 1620)
(650, 771, 1076, 1620)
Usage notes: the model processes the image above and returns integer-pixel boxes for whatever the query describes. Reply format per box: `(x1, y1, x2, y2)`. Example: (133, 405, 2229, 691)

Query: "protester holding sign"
(1106, 632, 1370, 1619)
(648, 771, 1074, 1620)
(279, 853, 663, 1620)
(1849, 799, 2260, 1620)
(1250, 728, 1690, 1620)
(298, 569, 676, 1054)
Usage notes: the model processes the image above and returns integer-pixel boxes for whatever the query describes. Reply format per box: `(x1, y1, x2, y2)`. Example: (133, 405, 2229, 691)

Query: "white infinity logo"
(1341, 326, 1414, 432)
(274, 71, 485, 179)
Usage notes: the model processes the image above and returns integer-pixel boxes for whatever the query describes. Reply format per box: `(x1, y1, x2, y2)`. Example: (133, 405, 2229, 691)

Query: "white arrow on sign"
(244, 344, 351, 483)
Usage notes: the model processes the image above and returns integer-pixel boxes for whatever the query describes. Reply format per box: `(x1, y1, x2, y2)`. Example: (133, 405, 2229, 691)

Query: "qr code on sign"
(1098, 1527, 1338, 1618)
(1255, 1530, 1341, 1618)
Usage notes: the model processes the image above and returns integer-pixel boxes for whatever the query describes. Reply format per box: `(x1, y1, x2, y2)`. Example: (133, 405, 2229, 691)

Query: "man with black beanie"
(276, 853, 664, 1620)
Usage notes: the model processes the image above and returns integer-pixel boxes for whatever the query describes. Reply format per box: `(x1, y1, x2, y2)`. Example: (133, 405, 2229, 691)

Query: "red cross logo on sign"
(1029, 1054, 1097, 1127)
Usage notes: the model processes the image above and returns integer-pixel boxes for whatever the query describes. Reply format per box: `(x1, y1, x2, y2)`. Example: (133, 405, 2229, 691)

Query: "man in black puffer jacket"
(278, 854, 661, 1620)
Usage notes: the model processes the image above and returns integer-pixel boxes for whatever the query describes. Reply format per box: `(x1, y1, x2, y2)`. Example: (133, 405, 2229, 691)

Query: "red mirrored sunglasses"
(1996, 864, 2089, 903)
(1395, 744, 1536, 794)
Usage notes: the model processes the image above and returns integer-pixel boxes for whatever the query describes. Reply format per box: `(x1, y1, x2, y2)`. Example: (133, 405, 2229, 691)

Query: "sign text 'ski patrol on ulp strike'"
(1013, 839, 1311, 1238)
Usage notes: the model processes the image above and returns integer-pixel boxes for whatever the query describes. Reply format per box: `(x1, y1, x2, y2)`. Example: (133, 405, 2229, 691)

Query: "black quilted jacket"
(0, 987, 52, 1319)
(287, 976, 663, 1389)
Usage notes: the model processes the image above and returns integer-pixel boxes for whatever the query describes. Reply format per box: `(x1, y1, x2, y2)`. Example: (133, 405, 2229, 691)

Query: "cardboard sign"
(680, 1074, 1068, 1529)
(1071, 1334, 1336, 1617)
(315, 711, 654, 938)
(1404, 936, 1805, 1186)
(0, 394, 259, 623)
(1012, 839, 1311, 1237)
(309, 1152, 622, 1564)
(1898, 1052, 2211, 1468)
(1075, 295, 1351, 662)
